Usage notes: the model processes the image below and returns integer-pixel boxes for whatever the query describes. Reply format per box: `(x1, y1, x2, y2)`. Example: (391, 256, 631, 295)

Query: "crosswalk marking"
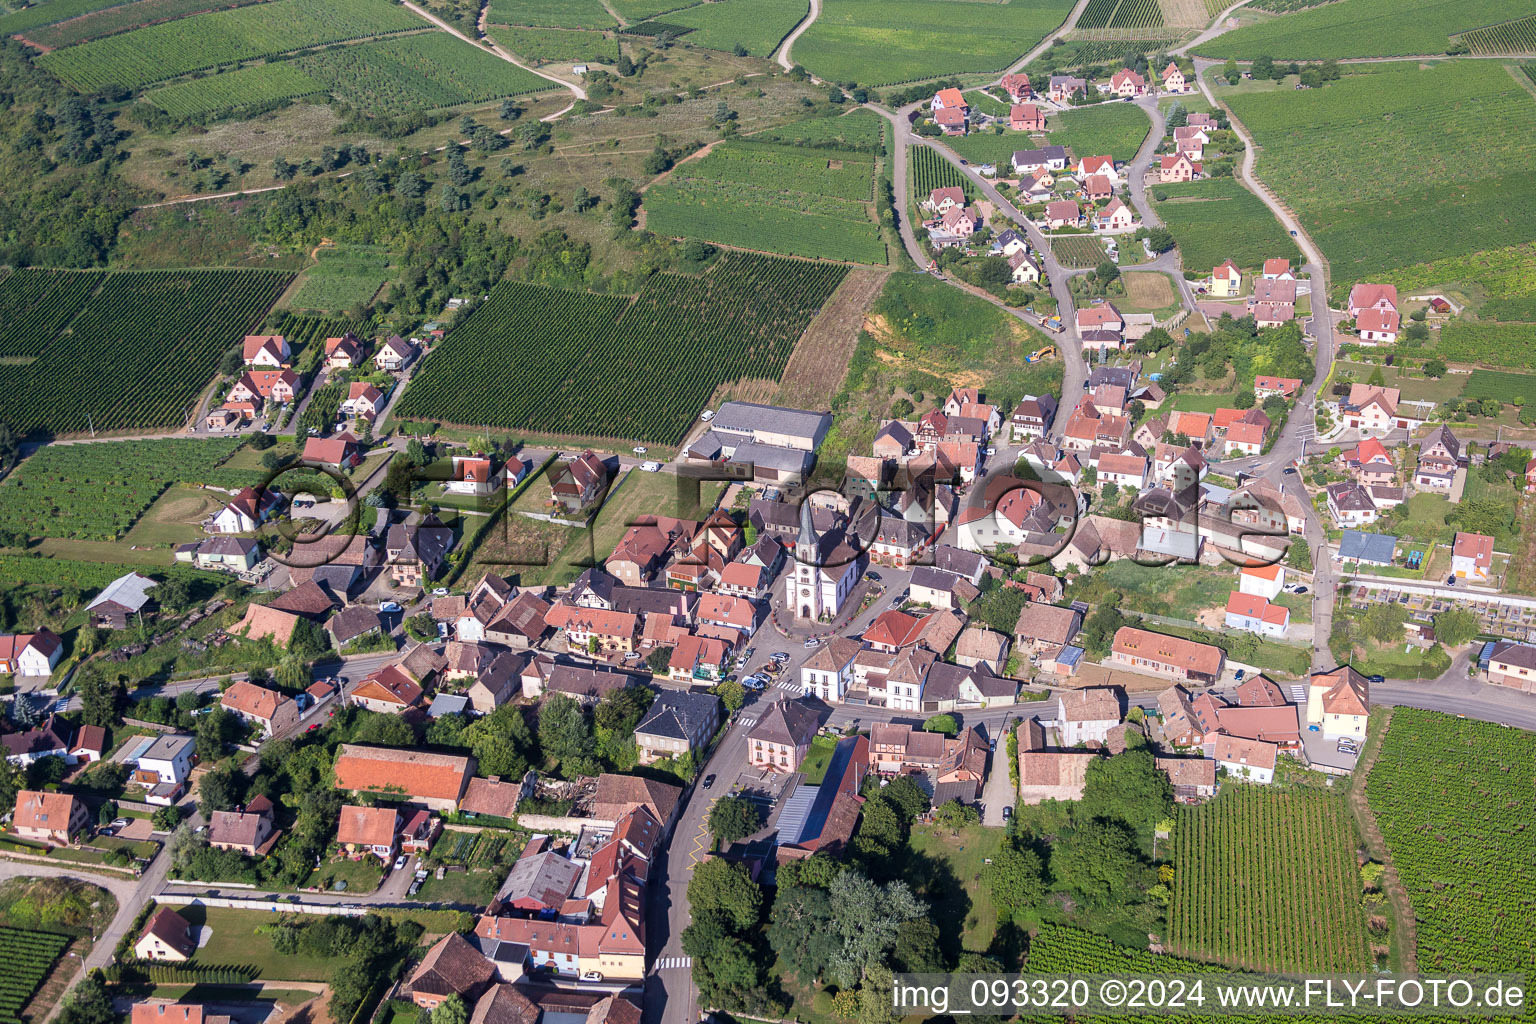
(1288, 684, 1307, 703)
(737, 716, 758, 727)
(774, 680, 800, 693)
(654, 956, 692, 970)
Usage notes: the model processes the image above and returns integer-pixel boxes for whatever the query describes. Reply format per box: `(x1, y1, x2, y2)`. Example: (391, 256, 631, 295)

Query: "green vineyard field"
(37, 0, 423, 91)
(0, 268, 291, 437)
(1078, 0, 1165, 29)
(643, 139, 886, 264)
(1366, 710, 1535, 972)
(0, 268, 104, 358)
(1197, 0, 1532, 60)
(1169, 786, 1370, 972)
(1225, 62, 1536, 282)
(1050, 235, 1107, 268)
(147, 63, 325, 118)
(659, 0, 808, 57)
(1459, 14, 1536, 54)
(485, 0, 613, 27)
(1153, 178, 1299, 272)
(1462, 369, 1536, 406)
(0, 0, 132, 36)
(0, 927, 69, 1021)
(25, 0, 266, 48)
(748, 109, 885, 152)
(0, 437, 257, 541)
(492, 26, 618, 64)
(910, 145, 970, 201)
(395, 253, 848, 443)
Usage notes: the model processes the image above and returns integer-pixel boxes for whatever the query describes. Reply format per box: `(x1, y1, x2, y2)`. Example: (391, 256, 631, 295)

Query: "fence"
(152, 893, 367, 916)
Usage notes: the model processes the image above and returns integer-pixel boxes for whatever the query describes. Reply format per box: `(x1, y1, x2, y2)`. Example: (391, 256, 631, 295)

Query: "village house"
(324, 332, 365, 369)
(208, 485, 282, 534)
(341, 381, 385, 420)
(221, 679, 300, 736)
(1356, 307, 1400, 343)
(1010, 394, 1058, 441)
(1076, 302, 1124, 335)
(1077, 154, 1118, 183)
(302, 433, 361, 469)
(1057, 687, 1122, 745)
(348, 663, 424, 714)
(1111, 626, 1225, 684)
(337, 804, 402, 861)
(1223, 591, 1289, 638)
(386, 514, 455, 586)
(444, 456, 499, 497)
(1450, 531, 1494, 582)
(333, 745, 474, 812)
(1486, 641, 1536, 693)
(634, 690, 721, 764)
(1108, 68, 1146, 97)
(1306, 666, 1369, 740)
(926, 186, 965, 214)
(13, 790, 88, 845)
(0, 628, 62, 676)
(1010, 103, 1045, 131)
(1044, 200, 1083, 229)
(1415, 426, 1462, 490)
(1254, 375, 1301, 400)
(1001, 72, 1032, 102)
(545, 604, 638, 654)
(1172, 125, 1207, 159)
(933, 106, 966, 134)
(1047, 76, 1086, 103)
(1325, 481, 1378, 526)
(1158, 153, 1200, 183)
(1008, 249, 1042, 283)
(1224, 421, 1265, 456)
(132, 734, 196, 800)
(1161, 61, 1187, 92)
(1212, 734, 1276, 785)
(550, 451, 608, 512)
(208, 794, 279, 856)
(940, 204, 981, 237)
(2, 716, 70, 767)
(1340, 384, 1421, 435)
(1239, 562, 1285, 600)
(748, 697, 822, 774)
(1262, 259, 1294, 281)
(930, 86, 966, 113)
(405, 934, 496, 1010)
(1096, 198, 1134, 231)
(176, 536, 261, 573)
(1210, 260, 1241, 297)
(1014, 603, 1082, 654)
(799, 636, 863, 703)
(375, 335, 417, 371)
(134, 908, 196, 961)
(1342, 438, 1396, 487)
(243, 334, 290, 367)
(1347, 282, 1398, 320)
(226, 369, 298, 412)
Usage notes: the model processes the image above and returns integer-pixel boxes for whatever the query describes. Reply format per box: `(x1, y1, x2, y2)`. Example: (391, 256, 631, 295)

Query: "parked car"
(379, 601, 402, 613)
(771, 651, 790, 662)
(866, 571, 882, 582)
(432, 587, 450, 597)
(1445, 575, 1456, 587)
(408, 880, 421, 896)
(640, 461, 662, 472)
(740, 647, 756, 663)
(1367, 674, 1385, 684)
(581, 972, 604, 983)
(1291, 585, 1309, 594)
(96, 827, 116, 837)
(111, 818, 129, 829)
(700, 410, 715, 421)
(803, 637, 822, 648)
(632, 446, 647, 454)
(1002, 806, 1012, 821)
(703, 774, 717, 789)
(394, 855, 408, 871)
(1234, 669, 1246, 682)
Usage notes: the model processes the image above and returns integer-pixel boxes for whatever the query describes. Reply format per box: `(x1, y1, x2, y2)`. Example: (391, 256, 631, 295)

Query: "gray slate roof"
(635, 689, 719, 741)
(1337, 529, 1397, 563)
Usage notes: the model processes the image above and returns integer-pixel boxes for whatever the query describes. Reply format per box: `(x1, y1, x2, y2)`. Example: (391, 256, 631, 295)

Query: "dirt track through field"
(774, 267, 888, 410)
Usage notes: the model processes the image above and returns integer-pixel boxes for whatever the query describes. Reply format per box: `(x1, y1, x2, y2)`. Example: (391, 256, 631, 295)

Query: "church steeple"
(795, 498, 818, 566)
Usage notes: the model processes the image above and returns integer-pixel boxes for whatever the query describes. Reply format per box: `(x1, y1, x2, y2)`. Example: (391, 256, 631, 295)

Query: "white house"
(1238, 563, 1285, 600)
(1223, 591, 1289, 638)
(800, 638, 861, 703)
(0, 629, 62, 675)
(1056, 688, 1121, 745)
(1212, 734, 1275, 784)
(1450, 531, 1492, 582)
(1306, 666, 1369, 740)
(135, 734, 197, 786)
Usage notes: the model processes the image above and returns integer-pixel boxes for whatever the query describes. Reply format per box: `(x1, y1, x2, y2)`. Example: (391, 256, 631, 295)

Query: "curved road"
(406, 0, 588, 102)
(773, 0, 821, 74)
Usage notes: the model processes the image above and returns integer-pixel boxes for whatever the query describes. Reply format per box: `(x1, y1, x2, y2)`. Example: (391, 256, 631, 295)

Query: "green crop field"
(0, 438, 258, 541)
(1153, 179, 1299, 273)
(1050, 235, 1107, 268)
(608, 0, 690, 20)
(0, 268, 291, 438)
(302, 32, 557, 108)
(0, 267, 104, 358)
(26, 0, 266, 47)
(1047, 37, 1182, 66)
(946, 101, 1149, 167)
(1462, 369, 1536, 405)
(1436, 320, 1536, 370)
(657, 0, 807, 56)
(910, 145, 969, 201)
(492, 26, 618, 63)
(644, 139, 886, 263)
(747, 109, 885, 151)
(1196, 0, 1533, 59)
(287, 256, 387, 313)
(36, 0, 423, 91)
(794, 0, 1074, 87)
(147, 63, 326, 118)
(485, 0, 613, 27)
(1225, 63, 1536, 286)
(1366, 710, 1536, 972)
(1458, 14, 1536, 54)
(1078, 0, 1164, 30)
(1388, 242, 1536, 322)
(1170, 786, 1369, 972)
(0, 927, 69, 1021)
(396, 253, 847, 443)
(0, 0, 132, 36)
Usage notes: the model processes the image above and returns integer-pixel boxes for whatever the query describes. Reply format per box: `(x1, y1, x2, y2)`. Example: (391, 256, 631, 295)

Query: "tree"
(539, 694, 594, 778)
(1051, 819, 1144, 907)
(932, 798, 979, 834)
(1234, 389, 1255, 409)
(878, 774, 930, 822)
(713, 678, 746, 714)
(1424, 358, 1446, 378)
(893, 917, 943, 972)
(197, 764, 241, 814)
(688, 856, 762, 930)
(432, 994, 466, 1024)
(57, 971, 114, 1024)
(152, 805, 184, 831)
(467, 704, 534, 778)
(985, 841, 1045, 914)
(922, 713, 958, 735)
(1286, 538, 1313, 572)
(1433, 607, 1479, 647)
(1362, 601, 1408, 643)
(768, 882, 839, 984)
(1080, 749, 1173, 839)
(708, 795, 763, 844)
(1095, 260, 1120, 285)
(827, 870, 925, 986)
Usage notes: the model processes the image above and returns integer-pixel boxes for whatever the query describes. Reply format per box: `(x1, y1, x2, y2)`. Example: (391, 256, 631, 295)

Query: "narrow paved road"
(773, 0, 821, 73)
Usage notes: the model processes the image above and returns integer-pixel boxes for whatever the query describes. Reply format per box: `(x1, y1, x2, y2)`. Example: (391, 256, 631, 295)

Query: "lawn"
(121, 485, 226, 548)
(799, 734, 837, 784)
(794, 0, 1074, 87)
(410, 868, 500, 905)
(1223, 63, 1536, 286)
(1120, 272, 1178, 314)
(173, 905, 333, 980)
(814, 272, 1062, 477)
(1335, 361, 1466, 405)
(1167, 390, 1241, 412)
(906, 823, 1005, 955)
(307, 856, 384, 894)
(946, 102, 1151, 168)
(1152, 178, 1300, 274)
(1387, 241, 1536, 323)
(1195, 0, 1533, 59)
(1066, 562, 1240, 622)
